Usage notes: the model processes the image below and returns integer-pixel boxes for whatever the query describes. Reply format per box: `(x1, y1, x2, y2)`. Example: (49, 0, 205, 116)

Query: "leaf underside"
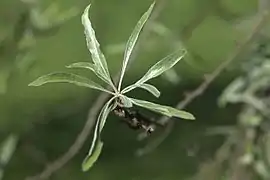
(82, 4, 114, 88)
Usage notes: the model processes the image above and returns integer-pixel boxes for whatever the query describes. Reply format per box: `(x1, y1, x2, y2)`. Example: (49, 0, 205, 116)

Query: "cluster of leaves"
(29, 2, 195, 171)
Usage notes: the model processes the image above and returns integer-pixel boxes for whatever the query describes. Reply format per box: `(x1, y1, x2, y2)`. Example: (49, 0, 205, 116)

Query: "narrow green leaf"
(129, 97, 195, 120)
(66, 62, 95, 72)
(118, 2, 155, 91)
(82, 98, 114, 171)
(82, 5, 115, 89)
(122, 49, 186, 93)
(138, 83, 160, 98)
(29, 72, 113, 95)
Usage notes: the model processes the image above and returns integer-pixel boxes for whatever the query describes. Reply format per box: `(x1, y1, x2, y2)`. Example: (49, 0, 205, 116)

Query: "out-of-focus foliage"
(0, 134, 18, 180)
(200, 36, 270, 180)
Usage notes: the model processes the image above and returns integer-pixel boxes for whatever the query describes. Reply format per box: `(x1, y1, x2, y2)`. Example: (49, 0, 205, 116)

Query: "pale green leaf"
(82, 98, 114, 171)
(66, 62, 115, 85)
(66, 62, 95, 72)
(29, 72, 113, 95)
(0, 134, 18, 165)
(138, 83, 160, 98)
(122, 49, 186, 93)
(82, 5, 115, 88)
(0, 134, 18, 180)
(166, 106, 195, 120)
(118, 2, 155, 91)
(129, 98, 195, 120)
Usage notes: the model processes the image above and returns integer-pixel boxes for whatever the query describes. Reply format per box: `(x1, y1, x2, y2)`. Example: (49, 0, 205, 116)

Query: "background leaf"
(117, 2, 155, 91)
(82, 98, 114, 171)
(29, 72, 113, 94)
(122, 49, 186, 93)
(82, 5, 115, 89)
(129, 97, 195, 120)
(0, 134, 18, 180)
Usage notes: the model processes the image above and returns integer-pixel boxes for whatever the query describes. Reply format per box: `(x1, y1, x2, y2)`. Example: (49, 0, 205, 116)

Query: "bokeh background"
(1, 0, 270, 179)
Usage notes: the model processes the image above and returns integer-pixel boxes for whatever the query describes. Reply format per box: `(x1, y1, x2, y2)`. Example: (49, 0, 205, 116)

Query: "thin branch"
(25, 1, 167, 180)
(136, 9, 270, 156)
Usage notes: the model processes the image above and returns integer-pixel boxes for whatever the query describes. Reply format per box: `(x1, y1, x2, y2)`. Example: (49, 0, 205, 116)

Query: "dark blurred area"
(1, 0, 270, 180)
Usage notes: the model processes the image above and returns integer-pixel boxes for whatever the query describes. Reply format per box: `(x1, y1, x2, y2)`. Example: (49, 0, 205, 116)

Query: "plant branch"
(136, 9, 270, 156)
(25, 1, 167, 180)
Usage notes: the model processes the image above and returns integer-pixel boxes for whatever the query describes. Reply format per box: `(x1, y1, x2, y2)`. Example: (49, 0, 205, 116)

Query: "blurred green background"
(1, 0, 268, 179)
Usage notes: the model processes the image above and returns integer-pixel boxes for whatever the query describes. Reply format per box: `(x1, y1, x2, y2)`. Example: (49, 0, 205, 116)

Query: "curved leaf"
(138, 83, 160, 97)
(82, 98, 114, 171)
(117, 2, 155, 91)
(82, 5, 115, 89)
(29, 72, 113, 95)
(82, 140, 103, 172)
(129, 97, 195, 120)
(66, 62, 115, 85)
(122, 49, 186, 93)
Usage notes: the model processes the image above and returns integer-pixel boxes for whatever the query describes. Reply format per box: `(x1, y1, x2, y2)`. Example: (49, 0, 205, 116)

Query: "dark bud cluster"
(113, 106, 155, 135)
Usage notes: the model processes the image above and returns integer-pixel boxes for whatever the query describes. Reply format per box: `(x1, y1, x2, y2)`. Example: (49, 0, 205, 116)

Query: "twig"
(136, 9, 270, 156)
(25, 1, 166, 180)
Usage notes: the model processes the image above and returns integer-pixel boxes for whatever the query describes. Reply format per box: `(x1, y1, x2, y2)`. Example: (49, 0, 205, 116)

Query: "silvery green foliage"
(29, 1, 195, 172)
(0, 134, 18, 180)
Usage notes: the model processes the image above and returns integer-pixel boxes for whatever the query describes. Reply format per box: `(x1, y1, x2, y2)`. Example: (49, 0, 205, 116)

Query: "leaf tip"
(187, 114, 196, 120)
(81, 141, 104, 172)
(28, 81, 39, 87)
(179, 111, 195, 120)
(82, 4, 91, 22)
(150, 1, 156, 7)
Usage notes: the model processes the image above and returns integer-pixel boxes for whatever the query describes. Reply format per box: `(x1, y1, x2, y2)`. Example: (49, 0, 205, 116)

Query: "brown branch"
(25, 1, 167, 180)
(136, 9, 270, 156)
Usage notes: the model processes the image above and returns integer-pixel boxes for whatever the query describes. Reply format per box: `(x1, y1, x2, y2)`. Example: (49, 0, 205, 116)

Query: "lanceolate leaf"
(82, 5, 114, 88)
(118, 2, 155, 91)
(122, 49, 186, 93)
(129, 97, 195, 120)
(82, 98, 114, 171)
(29, 72, 114, 95)
(137, 83, 160, 98)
